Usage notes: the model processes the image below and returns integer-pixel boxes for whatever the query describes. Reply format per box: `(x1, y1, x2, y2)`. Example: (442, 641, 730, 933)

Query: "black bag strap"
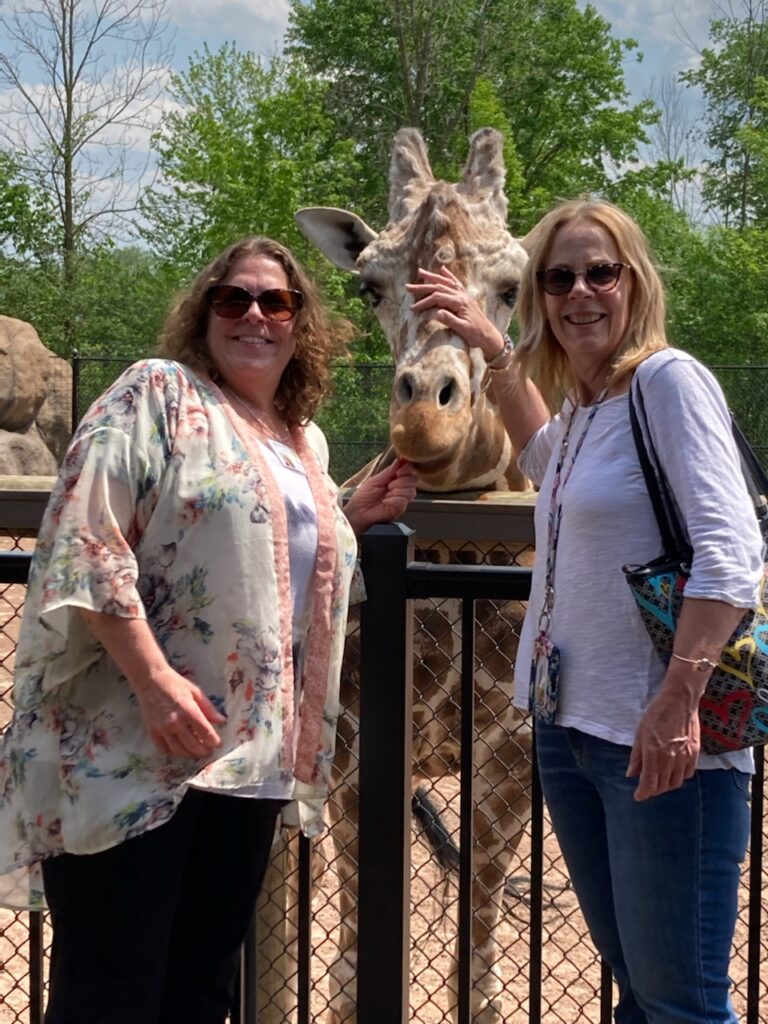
(630, 372, 768, 551)
(731, 418, 768, 539)
(628, 379, 691, 561)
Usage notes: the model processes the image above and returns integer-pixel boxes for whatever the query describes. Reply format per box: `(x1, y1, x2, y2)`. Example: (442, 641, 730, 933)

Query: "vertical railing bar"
(599, 960, 613, 1023)
(457, 599, 476, 1024)
(70, 350, 80, 435)
(29, 911, 45, 1024)
(746, 744, 764, 1024)
(297, 833, 312, 1024)
(528, 727, 543, 1024)
(358, 524, 414, 1024)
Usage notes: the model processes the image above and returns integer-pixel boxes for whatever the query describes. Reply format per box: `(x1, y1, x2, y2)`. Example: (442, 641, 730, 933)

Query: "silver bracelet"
(670, 652, 718, 672)
(485, 335, 515, 372)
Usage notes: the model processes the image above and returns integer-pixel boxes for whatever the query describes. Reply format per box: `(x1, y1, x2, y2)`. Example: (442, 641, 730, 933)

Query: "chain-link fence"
(716, 366, 768, 467)
(70, 357, 768, 483)
(1, 502, 767, 1024)
(0, 533, 44, 1024)
(4, 356, 768, 1023)
(70, 355, 393, 485)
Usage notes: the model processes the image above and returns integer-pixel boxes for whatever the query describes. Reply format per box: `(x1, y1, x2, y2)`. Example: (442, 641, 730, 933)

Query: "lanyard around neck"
(538, 387, 608, 631)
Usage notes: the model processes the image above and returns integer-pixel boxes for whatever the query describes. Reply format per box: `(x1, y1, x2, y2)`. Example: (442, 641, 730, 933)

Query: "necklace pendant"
(267, 438, 306, 475)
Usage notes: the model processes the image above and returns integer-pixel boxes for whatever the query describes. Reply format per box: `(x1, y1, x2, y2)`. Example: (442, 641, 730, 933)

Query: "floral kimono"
(0, 359, 359, 909)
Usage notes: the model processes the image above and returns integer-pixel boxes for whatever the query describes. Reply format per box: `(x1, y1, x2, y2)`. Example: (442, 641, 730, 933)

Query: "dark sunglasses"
(536, 262, 627, 296)
(207, 284, 304, 322)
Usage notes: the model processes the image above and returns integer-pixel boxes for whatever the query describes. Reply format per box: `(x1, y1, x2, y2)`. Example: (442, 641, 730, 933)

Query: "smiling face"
(205, 254, 297, 408)
(542, 218, 633, 395)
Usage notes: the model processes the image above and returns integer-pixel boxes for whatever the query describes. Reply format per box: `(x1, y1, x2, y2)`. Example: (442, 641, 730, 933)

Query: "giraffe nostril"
(395, 373, 414, 404)
(438, 380, 455, 407)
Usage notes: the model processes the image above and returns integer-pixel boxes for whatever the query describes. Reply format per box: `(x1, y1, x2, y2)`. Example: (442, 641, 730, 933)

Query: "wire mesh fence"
(3, 355, 768, 1022)
(70, 355, 393, 485)
(1, 514, 765, 1024)
(69, 357, 768, 484)
(0, 532, 43, 1024)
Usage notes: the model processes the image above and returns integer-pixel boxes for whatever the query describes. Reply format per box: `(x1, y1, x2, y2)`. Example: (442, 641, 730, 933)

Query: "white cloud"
(164, 0, 290, 57)
(591, 0, 712, 49)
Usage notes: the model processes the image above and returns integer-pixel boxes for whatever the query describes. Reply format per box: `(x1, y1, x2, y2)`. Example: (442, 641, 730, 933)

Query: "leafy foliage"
(143, 45, 361, 269)
(0, 150, 56, 258)
(287, 0, 657, 229)
(682, 0, 768, 227)
(0, 246, 176, 357)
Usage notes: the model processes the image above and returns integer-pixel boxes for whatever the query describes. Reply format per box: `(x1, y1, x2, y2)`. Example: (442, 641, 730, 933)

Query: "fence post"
(70, 350, 80, 436)
(357, 522, 414, 1024)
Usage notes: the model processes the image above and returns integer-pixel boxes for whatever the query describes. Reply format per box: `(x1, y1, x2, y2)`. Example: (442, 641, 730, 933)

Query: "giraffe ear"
(519, 228, 535, 254)
(389, 128, 435, 221)
(295, 207, 378, 272)
(458, 128, 507, 220)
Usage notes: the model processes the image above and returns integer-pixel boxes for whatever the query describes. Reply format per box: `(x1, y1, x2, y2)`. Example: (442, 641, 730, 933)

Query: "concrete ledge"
(0, 476, 55, 530)
(341, 490, 537, 544)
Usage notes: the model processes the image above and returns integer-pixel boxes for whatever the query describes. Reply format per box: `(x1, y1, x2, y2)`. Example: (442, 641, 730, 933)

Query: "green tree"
(0, 245, 176, 358)
(682, 0, 768, 227)
(142, 43, 385, 354)
(286, 0, 656, 228)
(144, 44, 362, 272)
(0, 150, 56, 257)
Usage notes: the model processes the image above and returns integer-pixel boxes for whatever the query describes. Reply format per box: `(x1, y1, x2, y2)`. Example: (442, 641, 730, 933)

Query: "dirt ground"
(0, 765, 766, 1024)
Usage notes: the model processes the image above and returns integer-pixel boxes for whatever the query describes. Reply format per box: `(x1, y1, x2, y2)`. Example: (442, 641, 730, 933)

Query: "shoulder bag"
(622, 379, 768, 754)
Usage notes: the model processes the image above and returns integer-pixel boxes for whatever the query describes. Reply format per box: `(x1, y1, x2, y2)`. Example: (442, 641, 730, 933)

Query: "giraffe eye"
(360, 280, 382, 307)
(500, 284, 519, 307)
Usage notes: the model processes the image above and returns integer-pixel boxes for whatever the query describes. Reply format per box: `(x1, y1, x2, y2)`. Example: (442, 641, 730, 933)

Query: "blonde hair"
(156, 237, 354, 425)
(515, 198, 668, 409)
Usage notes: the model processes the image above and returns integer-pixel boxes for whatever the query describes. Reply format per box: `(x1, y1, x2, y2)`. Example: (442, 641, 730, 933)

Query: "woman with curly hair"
(0, 237, 416, 1024)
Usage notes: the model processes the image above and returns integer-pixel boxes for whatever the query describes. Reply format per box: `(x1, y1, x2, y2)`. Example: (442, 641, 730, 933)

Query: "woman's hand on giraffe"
(344, 458, 418, 535)
(406, 266, 506, 361)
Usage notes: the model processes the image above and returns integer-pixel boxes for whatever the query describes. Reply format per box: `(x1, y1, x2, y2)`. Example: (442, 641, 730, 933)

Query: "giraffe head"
(296, 128, 529, 492)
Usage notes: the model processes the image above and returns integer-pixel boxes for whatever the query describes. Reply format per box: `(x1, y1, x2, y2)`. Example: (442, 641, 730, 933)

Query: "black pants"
(41, 789, 283, 1024)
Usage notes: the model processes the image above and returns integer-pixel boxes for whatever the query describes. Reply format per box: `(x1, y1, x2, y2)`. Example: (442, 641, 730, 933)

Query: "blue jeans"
(535, 722, 751, 1024)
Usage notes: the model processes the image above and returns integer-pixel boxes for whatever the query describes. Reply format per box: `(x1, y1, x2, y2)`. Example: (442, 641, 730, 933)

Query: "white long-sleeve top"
(514, 348, 764, 772)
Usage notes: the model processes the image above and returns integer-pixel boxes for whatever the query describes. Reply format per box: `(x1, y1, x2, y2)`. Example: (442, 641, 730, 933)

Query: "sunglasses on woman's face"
(207, 284, 304, 322)
(536, 262, 626, 296)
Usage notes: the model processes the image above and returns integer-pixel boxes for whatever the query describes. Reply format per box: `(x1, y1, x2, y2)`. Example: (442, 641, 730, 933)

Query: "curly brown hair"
(156, 237, 355, 425)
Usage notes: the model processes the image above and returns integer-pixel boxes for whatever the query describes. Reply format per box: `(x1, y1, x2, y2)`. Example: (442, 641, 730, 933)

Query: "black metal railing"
(353, 524, 766, 1024)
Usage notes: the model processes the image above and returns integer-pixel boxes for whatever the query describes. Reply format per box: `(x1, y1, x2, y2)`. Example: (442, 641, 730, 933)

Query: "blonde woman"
(408, 198, 762, 1024)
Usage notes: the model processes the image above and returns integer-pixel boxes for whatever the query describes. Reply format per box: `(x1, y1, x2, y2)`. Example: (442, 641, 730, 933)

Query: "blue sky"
(0, 0, 723, 217)
(166, 0, 718, 107)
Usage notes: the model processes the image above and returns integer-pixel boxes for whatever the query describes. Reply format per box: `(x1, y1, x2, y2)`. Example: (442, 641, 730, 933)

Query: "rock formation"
(0, 316, 72, 474)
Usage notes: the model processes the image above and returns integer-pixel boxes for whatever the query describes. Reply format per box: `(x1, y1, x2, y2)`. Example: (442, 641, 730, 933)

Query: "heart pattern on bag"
(719, 635, 756, 687)
(699, 689, 753, 750)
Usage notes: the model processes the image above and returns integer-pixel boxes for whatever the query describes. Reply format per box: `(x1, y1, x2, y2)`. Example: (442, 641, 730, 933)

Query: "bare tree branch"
(0, 0, 173, 288)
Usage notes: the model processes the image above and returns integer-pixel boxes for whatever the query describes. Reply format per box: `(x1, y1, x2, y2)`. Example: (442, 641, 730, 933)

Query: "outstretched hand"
(344, 458, 418, 536)
(406, 266, 506, 359)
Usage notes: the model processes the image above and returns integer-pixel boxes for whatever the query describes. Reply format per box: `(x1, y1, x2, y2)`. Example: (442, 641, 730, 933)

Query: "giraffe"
(296, 127, 533, 1024)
